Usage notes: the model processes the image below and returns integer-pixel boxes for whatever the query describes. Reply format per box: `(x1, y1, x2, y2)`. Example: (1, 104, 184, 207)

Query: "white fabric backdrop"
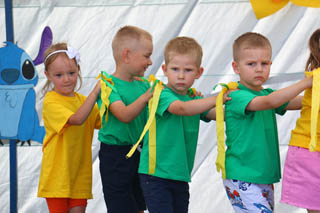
(1, 0, 319, 212)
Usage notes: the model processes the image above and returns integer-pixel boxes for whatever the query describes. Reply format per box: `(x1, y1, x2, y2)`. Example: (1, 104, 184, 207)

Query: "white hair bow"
(44, 46, 80, 64)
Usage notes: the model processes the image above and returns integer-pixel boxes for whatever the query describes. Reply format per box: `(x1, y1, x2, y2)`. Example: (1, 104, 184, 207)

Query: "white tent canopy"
(1, 0, 319, 212)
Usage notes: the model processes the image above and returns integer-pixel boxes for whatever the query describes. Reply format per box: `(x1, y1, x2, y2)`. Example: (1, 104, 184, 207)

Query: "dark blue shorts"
(139, 174, 189, 213)
(99, 143, 146, 213)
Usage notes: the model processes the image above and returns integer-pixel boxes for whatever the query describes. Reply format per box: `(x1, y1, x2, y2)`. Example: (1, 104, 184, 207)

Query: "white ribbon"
(44, 46, 80, 64)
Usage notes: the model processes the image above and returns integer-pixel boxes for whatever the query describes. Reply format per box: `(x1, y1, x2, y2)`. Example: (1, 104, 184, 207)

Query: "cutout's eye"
(22, 60, 35, 80)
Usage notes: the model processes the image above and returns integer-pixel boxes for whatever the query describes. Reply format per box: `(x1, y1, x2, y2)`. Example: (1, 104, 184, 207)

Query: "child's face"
(232, 47, 271, 91)
(45, 54, 79, 97)
(162, 53, 203, 95)
(127, 37, 153, 77)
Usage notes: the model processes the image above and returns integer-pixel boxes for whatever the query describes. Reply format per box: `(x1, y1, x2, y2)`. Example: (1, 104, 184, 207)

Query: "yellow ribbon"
(306, 68, 320, 152)
(214, 82, 238, 179)
(96, 72, 114, 122)
(126, 75, 163, 174)
(250, 0, 320, 19)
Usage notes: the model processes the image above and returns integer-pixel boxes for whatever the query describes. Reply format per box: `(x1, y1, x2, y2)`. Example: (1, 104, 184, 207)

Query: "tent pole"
(4, 0, 14, 42)
(9, 140, 17, 213)
(5, 0, 17, 212)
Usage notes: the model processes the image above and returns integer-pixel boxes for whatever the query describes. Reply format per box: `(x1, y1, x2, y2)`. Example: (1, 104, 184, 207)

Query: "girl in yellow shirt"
(281, 29, 320, 213)
(37, 43, 101, 213)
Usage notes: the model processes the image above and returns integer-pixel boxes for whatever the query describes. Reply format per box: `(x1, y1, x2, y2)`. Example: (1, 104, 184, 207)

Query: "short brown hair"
(233, 32, 271, 62)
(112, 25, 152, 61)
(164, 36, 203, 67)
(305, 28, 320, 71)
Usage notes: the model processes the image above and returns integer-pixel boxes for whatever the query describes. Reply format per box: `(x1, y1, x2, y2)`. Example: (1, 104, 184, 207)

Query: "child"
(280, 29, 320, 213)
(138, 36, 226, 213)
(98, 26, 153, 213)
(222, 32, 312, 212)
(37, 43, 101, 213)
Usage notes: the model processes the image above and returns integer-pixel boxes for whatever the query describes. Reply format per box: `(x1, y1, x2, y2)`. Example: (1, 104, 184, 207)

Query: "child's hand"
(142, 87, 153, 102)
(223, 89, 237, 103)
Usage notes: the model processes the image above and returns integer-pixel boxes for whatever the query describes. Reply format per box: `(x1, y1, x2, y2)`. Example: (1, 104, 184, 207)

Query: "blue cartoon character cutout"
(0, 27, 52, 143)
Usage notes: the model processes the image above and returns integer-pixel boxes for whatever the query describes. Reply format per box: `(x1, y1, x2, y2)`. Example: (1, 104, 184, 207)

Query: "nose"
(255, 64, 263, 72)
(1, 69, 20, 84)
(148, 58, 152, 66)
(62, 74, 70, 82)
(178, 70, 184, 79)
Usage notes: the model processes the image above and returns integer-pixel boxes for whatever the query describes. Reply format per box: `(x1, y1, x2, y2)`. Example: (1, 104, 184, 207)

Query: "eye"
(22, 60, 35, 80)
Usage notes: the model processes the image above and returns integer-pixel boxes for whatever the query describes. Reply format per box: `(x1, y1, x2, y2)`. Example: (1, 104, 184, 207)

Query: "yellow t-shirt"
(289, 87, 320, 151)
(38, 91, 101, 198)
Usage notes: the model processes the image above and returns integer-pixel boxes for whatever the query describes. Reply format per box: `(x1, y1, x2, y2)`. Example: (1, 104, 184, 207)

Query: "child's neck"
(166, 85, 188, 95)
(113, 67, 135, 82)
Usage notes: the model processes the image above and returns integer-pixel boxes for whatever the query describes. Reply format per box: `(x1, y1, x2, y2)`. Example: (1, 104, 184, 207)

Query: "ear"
(232, 61, 240, 74)
(162, 64, 168, 76)
(195, 67, 204, 79)
(121, 48, 131, 64)
(44, 70, 51, 80)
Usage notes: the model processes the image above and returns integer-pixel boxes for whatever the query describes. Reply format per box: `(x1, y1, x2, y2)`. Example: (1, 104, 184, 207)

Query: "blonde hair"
(305, 28, 320, 71)
(164, 36, 203, 67)
(112, 25, 152, 61)
(233, 32, 272, 62)
(42, 42, 82, 96)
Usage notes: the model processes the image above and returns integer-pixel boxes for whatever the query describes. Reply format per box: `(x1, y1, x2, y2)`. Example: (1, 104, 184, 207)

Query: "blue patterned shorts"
(223, 179, 274, 213)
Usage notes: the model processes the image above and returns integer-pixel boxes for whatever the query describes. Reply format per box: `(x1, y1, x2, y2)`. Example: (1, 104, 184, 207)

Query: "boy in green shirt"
(223, 32, 312, 212)
(98, 26, 153, 213)
(138, 37, 226, 213)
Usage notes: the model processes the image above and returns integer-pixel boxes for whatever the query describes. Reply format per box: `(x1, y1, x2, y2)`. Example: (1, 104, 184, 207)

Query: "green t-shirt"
(98, 76, 150, 145)
(139, 87, 210, 182)
(225, 83, 288, 184)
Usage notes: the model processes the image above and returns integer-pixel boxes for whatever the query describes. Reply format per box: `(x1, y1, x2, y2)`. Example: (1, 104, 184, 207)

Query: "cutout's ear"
(33, 26, 53, 65)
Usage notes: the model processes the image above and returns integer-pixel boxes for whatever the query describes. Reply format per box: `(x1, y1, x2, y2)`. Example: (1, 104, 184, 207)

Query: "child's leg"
(139, 174, 189, 213)
(132, 166, 147, 212)
(69, 199, 87, 213)
(99, 143, 143, 213)
(69, 206, 85, 213)
(223, 179, 274, 213)
(171, 179, 189, 213)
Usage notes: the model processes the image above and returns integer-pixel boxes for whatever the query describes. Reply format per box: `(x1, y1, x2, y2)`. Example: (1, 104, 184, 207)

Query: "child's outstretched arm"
(167, 95, 218, 116)
(246, 77, 312, 111)
(167, 88, 232, 117)
(109, 87, 153, 123)
(68, 81, 101, 125)
(285, 95, 304, 110)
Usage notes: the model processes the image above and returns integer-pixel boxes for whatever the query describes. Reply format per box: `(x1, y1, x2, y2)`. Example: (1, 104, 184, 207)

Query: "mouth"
(254, 76, 264, 81)
(176, 83, 185, 86)
(63, 85, 74, 89)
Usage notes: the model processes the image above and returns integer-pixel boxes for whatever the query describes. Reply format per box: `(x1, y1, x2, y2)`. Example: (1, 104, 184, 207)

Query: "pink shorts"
(281, 146, 320, 210)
